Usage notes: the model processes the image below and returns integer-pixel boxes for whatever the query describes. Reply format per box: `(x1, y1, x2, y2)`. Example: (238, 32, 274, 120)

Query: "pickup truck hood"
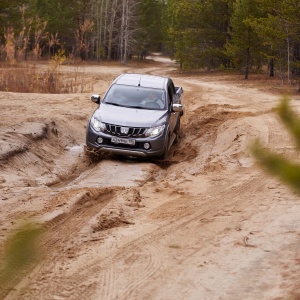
(94, 104, 168, 127)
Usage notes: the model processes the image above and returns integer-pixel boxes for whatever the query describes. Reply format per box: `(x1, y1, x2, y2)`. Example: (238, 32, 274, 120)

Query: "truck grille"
(105, 124, 146, 137)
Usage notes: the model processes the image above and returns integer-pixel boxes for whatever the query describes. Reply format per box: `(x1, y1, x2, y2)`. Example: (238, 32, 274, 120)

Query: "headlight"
(145, 125, 165, 138)
(91, 117, 105, 132)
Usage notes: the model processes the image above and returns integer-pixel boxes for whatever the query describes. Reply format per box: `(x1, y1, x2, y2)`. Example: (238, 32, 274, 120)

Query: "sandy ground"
(1, 56, 300, 300)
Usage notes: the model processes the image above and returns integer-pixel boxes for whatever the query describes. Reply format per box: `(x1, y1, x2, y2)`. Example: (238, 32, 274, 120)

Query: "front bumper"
(86, 126, 166, 158)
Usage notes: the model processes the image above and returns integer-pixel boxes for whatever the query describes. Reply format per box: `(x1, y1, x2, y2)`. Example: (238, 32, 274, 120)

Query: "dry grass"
(0, 63, 92, 94)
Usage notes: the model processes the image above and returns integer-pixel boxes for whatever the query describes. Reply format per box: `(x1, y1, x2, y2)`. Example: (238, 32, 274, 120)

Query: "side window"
(169, 81, 176, 95)
(167, 86, 173, 105)
(167, 80, 176, 106)
(167, 82, 175, 104)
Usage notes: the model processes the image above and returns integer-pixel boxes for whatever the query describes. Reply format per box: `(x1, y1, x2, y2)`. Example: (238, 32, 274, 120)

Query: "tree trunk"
(287, 36, 291, 85)
(269, 58, 274, 77)
(103, 0, 109, 59)
(107, 0, 117, 61)
(120, 0, 125, 63)
(123, 0, 129, 64)
(95, 0, 104, 62)
(245, 47, 250, 80)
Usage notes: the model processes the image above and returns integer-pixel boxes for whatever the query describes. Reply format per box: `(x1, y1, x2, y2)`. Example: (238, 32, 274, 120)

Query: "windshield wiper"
(105, 102, 123, 107)
(105, 103, 153, 110)
(129, 105, 147, 109)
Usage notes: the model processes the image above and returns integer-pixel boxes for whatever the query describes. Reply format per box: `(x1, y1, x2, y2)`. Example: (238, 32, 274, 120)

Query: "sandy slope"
(1, 59, 300, 300)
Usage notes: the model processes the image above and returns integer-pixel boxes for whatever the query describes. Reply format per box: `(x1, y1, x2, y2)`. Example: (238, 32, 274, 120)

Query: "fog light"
(97, 137, 103, 144)
(144, 142, 150, 150)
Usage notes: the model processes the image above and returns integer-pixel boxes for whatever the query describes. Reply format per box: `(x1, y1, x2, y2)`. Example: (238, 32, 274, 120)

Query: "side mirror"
(172, 103, 183, 113)
(173, 93, 180, 103)
(91, 94, 101, 104)
(174, 87, 183, 104)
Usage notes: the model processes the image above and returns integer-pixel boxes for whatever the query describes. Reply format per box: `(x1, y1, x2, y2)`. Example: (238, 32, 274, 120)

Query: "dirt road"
(1, 58, 300, 299)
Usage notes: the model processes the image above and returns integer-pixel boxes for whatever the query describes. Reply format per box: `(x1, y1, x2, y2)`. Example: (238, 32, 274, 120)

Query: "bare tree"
(48, 32, 60, 59)
(107, 0, 118, 60)
(4, 27, 15, 64)
(86, 0, 140, 62)
(92, 0, 107, 61)
(119, 0, 139, 64)
(16, 5, 32, 61)
(32, 18, 47, 60)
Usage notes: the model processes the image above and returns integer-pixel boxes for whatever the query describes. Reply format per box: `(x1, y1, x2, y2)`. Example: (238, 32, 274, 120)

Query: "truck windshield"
(104, 84, 166, 110)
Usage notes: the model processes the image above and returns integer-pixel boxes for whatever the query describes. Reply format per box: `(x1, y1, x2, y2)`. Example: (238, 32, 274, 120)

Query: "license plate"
(111, 137, 135, 145)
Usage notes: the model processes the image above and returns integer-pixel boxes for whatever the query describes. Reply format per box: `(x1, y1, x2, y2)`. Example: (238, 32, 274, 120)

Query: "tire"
(84, 146, 104, 162)
(158, 133, 169, 160)
(174, 119, 181, 144)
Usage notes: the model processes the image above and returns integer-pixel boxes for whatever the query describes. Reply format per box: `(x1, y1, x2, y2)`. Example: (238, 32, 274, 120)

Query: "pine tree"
(226, 0, 263, 78)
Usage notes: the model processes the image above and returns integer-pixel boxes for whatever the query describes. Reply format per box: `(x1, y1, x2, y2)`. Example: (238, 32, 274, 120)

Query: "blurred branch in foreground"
(0, 221, 43, 296)
(251, 97, 300, 193)
(278, 97, 300, 149)
(251, 140, 300, 193)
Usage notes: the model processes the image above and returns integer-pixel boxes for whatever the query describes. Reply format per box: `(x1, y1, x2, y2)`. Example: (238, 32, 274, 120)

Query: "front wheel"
(174, 119, 181, 144)
(158, 134, 169, 160)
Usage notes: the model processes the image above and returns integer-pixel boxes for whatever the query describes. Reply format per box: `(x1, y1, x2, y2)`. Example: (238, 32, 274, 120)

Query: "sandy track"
(1, 60, 300, 299)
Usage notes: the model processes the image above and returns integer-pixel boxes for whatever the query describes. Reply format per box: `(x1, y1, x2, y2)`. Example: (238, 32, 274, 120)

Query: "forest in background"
(1, 0, 300, 79)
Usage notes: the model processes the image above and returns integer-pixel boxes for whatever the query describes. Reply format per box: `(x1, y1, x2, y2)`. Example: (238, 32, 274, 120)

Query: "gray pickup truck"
(85, 73, 184, 159)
